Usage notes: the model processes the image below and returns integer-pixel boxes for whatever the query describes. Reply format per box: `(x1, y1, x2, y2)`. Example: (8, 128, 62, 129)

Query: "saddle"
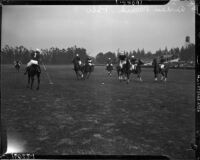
(130, 64, 137, 71)
(31, 64, 41, 73)
(119, 60, 126, 68)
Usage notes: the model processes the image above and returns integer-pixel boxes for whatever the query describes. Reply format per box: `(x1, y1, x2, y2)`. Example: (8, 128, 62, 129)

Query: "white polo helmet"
(36, 48, 41, 53)
(131, 55, 135, 58)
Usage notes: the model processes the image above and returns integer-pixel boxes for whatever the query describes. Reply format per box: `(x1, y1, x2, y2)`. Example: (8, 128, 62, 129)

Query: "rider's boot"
(37, 66, 41, 73)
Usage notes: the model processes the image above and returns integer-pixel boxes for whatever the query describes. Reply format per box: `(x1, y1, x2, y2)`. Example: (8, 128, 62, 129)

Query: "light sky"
(2, 0, 195, 56)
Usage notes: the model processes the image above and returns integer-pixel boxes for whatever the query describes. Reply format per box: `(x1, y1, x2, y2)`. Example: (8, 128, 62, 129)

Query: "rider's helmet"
(76, 54, 79, 57)
(36, 48, 41, 53)
(131, 55, 135, 58)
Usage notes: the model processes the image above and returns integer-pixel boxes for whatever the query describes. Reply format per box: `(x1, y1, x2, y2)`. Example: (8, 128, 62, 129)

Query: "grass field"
(1, 64, 195, 159)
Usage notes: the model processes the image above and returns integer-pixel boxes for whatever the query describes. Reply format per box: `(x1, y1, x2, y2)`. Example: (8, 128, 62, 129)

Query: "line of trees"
(1, 45, 90, 64)
(95, 44, 195, 64)
(1, 44, 195, 65)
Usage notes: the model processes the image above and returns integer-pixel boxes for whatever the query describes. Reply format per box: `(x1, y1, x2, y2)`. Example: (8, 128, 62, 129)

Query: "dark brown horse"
(14, 61, 20, 72)
(72, 60, 84, 80)
(26, 64, 41, 90)
(82, 63, 94, 79)
(152, 58, 169, 81)
(129, 59, 144, 81)
(106, 64, 113, 76)
(116, 59, 131, 84)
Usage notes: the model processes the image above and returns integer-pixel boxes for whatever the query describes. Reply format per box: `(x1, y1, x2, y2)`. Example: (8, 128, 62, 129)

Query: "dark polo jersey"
(130, 58, 137, 64)
(72, 57, 81, 63)
(118, 55, 126, 61)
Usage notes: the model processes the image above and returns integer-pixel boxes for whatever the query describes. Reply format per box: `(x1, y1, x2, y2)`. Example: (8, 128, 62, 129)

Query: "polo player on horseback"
(14, 60, 21, 67)
(106, 58, 113, 67)
(14, 60, 21, 72)
(159, 55, 165, 70)
(106, 58, 113, 76)
(72, 54, 82, 67)
(24, 48, 41, 75)
(85, 57, 94, 67)
(130, 55, 137, 71)
(14, 60, 20, 65)
(118, 52, 127, 69)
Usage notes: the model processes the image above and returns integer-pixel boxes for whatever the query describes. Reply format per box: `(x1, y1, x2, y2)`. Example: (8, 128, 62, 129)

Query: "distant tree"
(96, 52, 104, 64)
(104, 51, 117, 63)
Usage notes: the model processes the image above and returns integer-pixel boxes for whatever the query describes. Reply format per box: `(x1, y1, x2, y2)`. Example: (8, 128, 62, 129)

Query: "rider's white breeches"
(160, 64, 165, 69)
(119, 60, 126, 68)
(131, 64, 137, 70)
(27, 60, 38, 67)
(78, 60, 82, 65)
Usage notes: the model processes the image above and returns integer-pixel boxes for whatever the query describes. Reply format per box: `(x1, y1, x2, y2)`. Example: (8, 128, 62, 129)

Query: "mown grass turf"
(1, 64, 195, 159)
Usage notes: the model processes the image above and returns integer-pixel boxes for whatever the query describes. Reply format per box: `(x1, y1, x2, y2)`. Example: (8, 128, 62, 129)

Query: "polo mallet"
(42, 63, 54, 85)
(40, 50, 54, 85)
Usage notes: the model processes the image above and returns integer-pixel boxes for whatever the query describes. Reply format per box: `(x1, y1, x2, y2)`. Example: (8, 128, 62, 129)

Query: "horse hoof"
(36, 88, 39, 90)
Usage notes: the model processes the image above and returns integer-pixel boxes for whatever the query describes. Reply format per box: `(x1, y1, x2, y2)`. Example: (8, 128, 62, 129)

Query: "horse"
(152, 58, 169, 81)
(14, 61, 20, 72)
(129, 59, 144, 81)
(72, 59, 84, 80)
(106, 63, 113, 76)
(26, 64, 41, 90)
(82, 63, 94, 79)
(116, 59, 131, 84)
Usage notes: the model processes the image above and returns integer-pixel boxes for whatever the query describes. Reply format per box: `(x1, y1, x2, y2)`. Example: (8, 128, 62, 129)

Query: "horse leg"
(36, 74, 40, 90)
(82, 72, 86, 80)
(126, 72, 130, 84)
(107, 71, 109, 76)
(154, 71, 158, 81)
(161, 72, 164, 81)
(138, 73, 142, 81)
(76, 71, 80, 80)
(119, 72, 122, 82)
(117, 70, 120, 80)
(27, 75, 30, 88)
(124, 73, 127, 81)
(164, 71, 168, 82)
(87, 72, 91, 79)
(31, 77, 34, 89)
